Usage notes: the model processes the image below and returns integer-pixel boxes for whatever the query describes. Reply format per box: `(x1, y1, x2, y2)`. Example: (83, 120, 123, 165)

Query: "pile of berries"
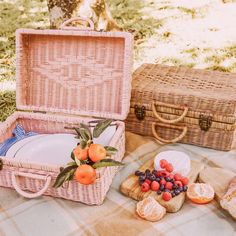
(135, 159, 189, 201)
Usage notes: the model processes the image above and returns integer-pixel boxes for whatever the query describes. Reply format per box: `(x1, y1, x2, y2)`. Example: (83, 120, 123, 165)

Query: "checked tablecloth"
(0, 132, 235, 236)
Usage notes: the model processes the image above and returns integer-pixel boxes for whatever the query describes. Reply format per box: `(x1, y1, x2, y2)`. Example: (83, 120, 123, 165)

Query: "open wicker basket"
(0, 17, 133, 205)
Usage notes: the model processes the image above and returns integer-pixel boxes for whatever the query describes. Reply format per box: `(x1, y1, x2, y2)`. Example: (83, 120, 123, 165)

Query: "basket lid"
(16, 18, 133, 120)
(131, 64, 236, 118)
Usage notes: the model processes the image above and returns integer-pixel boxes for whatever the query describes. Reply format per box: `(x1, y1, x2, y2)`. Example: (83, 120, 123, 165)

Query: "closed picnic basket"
(0, 17, 133, 205)
(125, 64, 236, 151)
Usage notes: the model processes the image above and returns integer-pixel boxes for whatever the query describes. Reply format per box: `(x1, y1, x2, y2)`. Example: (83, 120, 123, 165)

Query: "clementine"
(88, 144, 106, 162)
(73, 145, 88, 161)
(187, 183, 215, 204)
(75, 164, 96, 185)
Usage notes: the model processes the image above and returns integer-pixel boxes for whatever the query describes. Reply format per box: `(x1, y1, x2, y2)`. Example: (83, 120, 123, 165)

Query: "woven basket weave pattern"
(16, 29, 133, 120)
(126, 64, 236, 151)
(0, 112, 125, 205)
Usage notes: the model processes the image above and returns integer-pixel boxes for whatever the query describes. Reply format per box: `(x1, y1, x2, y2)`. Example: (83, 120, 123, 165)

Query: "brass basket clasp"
(134, 105, 146, 121)
(199, 114, 213, 131)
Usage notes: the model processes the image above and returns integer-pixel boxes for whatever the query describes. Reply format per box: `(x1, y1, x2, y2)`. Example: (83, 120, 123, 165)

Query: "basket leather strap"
(152, 122, 187, 144)
(60, 17, 95, 31)
(152, 101, 188, 124)
(11, 171, 52, 199)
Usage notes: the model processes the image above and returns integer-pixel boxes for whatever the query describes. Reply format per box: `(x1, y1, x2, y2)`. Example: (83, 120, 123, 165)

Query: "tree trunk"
(47, 0, 120, 31)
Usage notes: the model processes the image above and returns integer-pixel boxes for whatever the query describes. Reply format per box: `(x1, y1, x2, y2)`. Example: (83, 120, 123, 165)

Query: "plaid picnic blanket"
(0, 132, 235, 236)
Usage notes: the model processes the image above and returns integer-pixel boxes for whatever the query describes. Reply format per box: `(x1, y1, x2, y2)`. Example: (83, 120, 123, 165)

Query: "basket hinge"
(32, 110, 47, 114)
(0, 159, 3, 171)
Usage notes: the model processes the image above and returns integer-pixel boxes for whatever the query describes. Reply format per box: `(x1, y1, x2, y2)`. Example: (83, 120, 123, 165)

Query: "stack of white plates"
(5, 126, 116, 166)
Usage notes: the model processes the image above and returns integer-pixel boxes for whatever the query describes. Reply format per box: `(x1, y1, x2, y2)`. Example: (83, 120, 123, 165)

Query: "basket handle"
(60, 17, 95, 31)
(152, 122, 187, 144)
(152, 101, 188, 124)
(11, 171, 52, 199)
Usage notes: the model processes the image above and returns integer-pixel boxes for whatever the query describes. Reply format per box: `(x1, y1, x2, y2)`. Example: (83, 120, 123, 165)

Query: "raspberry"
(165, 163, 173, 172)
(168, 173, 174, 179)
(141, 182, 150, 192)
(165, 182, 173, 190)
(160, 179, 166, 185)
(174, 173, 182, 181)
(151, 181, 160, 191)
(160, 159, 168, 169)
(162, 192, 172, 201)
(174, 180, 183, 188)
(160, 170, 170, 177)
(144, 179, 151, 185)
(181, 177, 189, 186)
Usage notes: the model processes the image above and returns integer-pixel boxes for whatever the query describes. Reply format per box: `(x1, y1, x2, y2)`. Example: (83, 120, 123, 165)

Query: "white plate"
(13, 126, 117, 165)
(5, 134, 48, 158)
(93, 125, 116, 146)
(154, 150, 191, 176)
(15, 134, 79, 166)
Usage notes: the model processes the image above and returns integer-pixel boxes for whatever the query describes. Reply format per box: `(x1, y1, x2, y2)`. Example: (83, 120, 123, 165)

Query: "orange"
(75, 164, 96, 185)
(187, 183, 215, 204)
(73, 145, 88, 161)
(88, 144, 106, 162)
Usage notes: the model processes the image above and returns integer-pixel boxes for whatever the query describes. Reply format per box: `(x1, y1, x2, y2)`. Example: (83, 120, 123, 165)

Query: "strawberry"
(181, 177, 189, 186)
(174, 180, 183, 188)
(141, 182, 150, 192)
(160, 159, 168, 169)
(165, 163, 173, 173)
(144, 179, 151, 185)
(160, 179, 166, 185)
(162, 192, 172, 201)
(151, 181, 160, 191)
(165, 182, 173, 190)
(174, 173, 182, 181)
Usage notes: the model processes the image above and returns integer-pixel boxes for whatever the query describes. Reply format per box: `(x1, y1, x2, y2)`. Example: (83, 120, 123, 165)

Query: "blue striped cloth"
(0, 125, 37, 156)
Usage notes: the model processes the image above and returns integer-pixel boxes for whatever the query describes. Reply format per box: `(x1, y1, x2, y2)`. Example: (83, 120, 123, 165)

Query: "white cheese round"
(154, 150, 191, 176)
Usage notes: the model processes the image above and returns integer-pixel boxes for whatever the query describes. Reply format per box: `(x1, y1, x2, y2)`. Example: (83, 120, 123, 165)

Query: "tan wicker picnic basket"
(125, 64, 236, 151)
(0, 17, 133, 205)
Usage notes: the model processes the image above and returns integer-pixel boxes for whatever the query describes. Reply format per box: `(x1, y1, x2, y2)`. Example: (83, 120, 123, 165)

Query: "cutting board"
(120, 159, 204, 213)
(199, 167, 236, 202)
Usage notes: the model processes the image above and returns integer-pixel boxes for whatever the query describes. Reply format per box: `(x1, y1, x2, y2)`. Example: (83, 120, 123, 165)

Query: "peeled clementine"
(187, 183, 215, 204)
(88, 144, 106, 162)
(73, 145, 88, 161)
(75, 164, 96, 185)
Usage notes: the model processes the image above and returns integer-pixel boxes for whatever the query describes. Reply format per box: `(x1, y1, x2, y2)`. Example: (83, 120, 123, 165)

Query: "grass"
(0, 0, 161, 121)
(108, 0, 162, 42)
(0, 90, 16, 122)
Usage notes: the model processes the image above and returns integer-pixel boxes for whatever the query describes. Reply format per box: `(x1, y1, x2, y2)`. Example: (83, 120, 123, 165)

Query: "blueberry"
(165, 177, 171, 182)
(152, 170, 158, 176)
(178, 187, 183, 192)
(145, 169, 151, 175)
(156, 177, 161, 182)
(149, 174, 156, 181)
(183, 185, 188, 192)
(171, 192, 176, 197)
(139, 175, 146, 182)
(135, 170, 142, 176)
(164, 189, 171, 192)
(175, 189, 180, 195)
(170, 179, 175, 183)
(157, 190, 162, 195)
(173, 184, 178, 189)
(160, 184, 165, 191)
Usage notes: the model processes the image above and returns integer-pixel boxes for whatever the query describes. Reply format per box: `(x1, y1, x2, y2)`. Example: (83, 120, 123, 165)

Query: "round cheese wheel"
(154, 150, 191, 176)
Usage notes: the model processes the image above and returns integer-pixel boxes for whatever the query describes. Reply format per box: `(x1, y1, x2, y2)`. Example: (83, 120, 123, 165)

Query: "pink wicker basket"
(0, 18, 133, 205)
